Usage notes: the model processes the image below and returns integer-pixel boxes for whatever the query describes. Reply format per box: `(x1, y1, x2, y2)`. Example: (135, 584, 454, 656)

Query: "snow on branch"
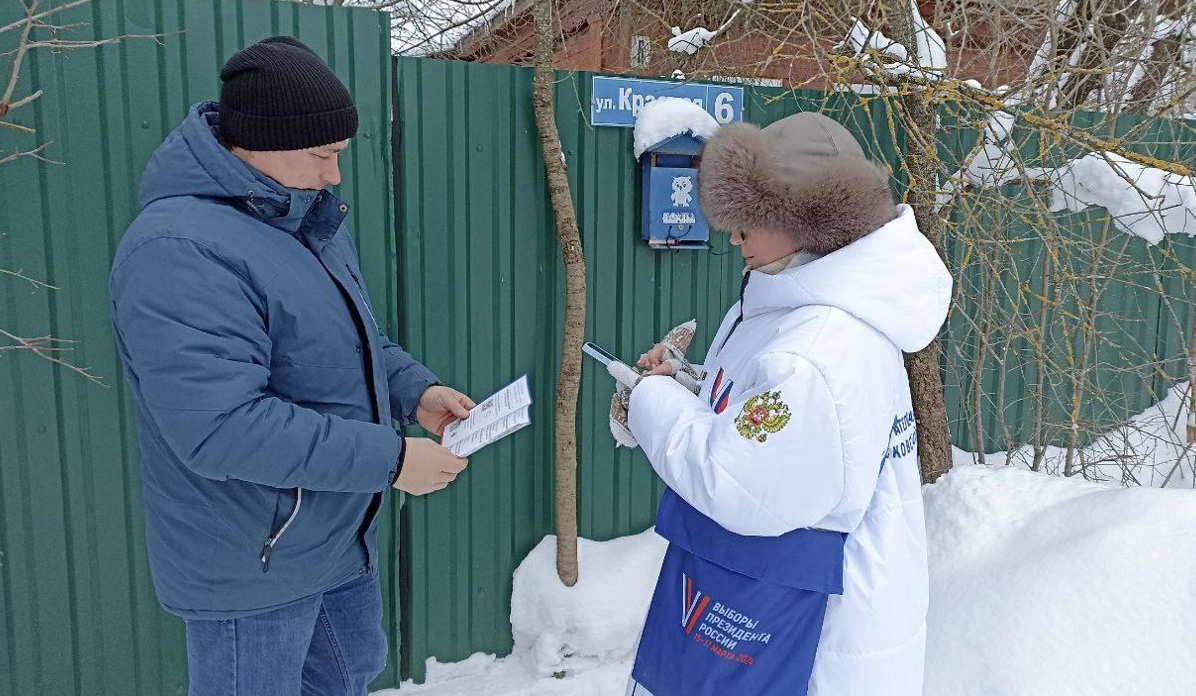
(836, 18, 908, 63)
(378, 0, 517, 57)
(667, 9, 740, 56)
(833, 1, 945, 81)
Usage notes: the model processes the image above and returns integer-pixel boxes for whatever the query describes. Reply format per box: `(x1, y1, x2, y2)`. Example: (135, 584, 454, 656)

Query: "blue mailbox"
(639, 133, 710, 249)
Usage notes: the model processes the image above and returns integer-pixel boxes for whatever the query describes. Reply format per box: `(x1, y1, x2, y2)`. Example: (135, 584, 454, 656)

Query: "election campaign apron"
(630, 490, 847, 696)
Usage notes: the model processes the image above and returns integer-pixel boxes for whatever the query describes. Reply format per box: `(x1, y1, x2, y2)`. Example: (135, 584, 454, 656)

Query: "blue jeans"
(185, 569, 387, 696)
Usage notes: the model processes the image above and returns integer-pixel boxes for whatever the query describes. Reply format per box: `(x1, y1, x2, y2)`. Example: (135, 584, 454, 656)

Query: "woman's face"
(728, 228, 800, 269)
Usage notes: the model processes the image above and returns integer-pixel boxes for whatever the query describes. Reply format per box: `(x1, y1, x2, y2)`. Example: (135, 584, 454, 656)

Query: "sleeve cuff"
(363, 425, 402, 491)
(628, 375, 695, 447)
(398, 370, 440, 426)
(389, 435, 406, 487)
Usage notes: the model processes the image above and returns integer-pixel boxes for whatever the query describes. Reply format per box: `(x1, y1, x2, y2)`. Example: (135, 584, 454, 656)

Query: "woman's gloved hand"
(612, 321, 703, 448)
(637, 342, 676, 377)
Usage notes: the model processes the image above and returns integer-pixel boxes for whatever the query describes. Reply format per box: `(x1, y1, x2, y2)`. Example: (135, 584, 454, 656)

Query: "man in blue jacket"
(110, 37, 472, 695)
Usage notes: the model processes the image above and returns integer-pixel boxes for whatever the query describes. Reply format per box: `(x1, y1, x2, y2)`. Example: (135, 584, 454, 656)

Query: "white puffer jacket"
(628, 205, 951, 696)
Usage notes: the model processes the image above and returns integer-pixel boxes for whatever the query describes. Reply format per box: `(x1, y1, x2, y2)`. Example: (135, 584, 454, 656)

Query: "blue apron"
(631, 490, 847, 696)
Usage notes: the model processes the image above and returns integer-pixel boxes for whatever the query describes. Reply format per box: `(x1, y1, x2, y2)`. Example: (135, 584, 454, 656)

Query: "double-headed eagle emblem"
(735, 391, 792, 442)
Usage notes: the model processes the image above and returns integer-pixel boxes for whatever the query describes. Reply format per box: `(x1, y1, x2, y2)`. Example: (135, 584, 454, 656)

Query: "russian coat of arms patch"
(735, 391, 792, 442)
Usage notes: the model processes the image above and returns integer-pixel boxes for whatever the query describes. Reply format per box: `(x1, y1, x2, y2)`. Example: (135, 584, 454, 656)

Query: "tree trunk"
(1031, 252, 1055, 471)
(1125, 33, 1182, 112)
(885, 5, 954, 485)
(1187, 295, 1196, 444)
(533, 0, 584, 587)
(1057, 0, 1142, 110)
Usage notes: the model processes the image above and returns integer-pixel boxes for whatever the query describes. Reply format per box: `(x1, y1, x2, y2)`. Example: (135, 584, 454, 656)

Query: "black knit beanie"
(219, 36, 358, 151)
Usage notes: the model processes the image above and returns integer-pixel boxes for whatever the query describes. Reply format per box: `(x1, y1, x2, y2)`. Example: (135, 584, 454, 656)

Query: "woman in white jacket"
(624, 112, 952, 696)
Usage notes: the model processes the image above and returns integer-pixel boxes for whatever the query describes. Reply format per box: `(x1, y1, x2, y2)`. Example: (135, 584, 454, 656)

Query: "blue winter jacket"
(110, 102, 437, 619)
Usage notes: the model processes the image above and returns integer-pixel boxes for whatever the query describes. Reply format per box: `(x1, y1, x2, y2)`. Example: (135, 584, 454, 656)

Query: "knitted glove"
(609, 320, 703, 448)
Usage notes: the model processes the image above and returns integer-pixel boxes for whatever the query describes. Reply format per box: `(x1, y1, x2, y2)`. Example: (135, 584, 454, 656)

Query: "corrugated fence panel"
(940, 111, 1196, 456)
(393, 61, 905, 681)
(395, 57, 559, 682)
(0, 1, 399, 693)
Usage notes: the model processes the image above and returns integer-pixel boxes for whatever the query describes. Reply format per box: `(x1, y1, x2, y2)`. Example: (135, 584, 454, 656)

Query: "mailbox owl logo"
(671, 175, 694, 207)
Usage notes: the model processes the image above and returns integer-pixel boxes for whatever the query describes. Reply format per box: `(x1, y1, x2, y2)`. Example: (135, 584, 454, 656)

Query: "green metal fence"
(391, 58, 919, 680)
(0, 1, 399, 693)
(394, 58, 1196, 679)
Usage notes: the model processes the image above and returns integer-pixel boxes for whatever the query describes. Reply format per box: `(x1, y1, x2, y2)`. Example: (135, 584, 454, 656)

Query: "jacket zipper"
(342, 264, 385, 569)
(260, 487, 302, 573)
(346, 266, 378, 330)
(715, 271, 752, 356)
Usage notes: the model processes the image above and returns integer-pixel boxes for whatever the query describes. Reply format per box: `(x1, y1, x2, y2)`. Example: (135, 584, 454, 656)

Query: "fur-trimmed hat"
(698, 112, 897, 255)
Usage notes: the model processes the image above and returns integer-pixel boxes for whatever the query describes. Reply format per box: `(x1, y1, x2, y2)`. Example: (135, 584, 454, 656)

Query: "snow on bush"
(632, 97, 719, 159)
(954, 382, 1196, 488)
(1029, 152, 1196, 244)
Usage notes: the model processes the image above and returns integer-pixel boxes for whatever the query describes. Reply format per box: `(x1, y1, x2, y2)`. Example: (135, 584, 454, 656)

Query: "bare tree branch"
(0, 139, 60, 165)
(0, 0, 39, 116)
(0, 328, 106, 385)
(2, 0, 162, 383)
(0, 0, 92, 36)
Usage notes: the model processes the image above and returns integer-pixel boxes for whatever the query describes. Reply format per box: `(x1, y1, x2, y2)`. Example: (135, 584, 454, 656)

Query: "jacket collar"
(737, 205, 953, 353)
(147, 102, 350, 252)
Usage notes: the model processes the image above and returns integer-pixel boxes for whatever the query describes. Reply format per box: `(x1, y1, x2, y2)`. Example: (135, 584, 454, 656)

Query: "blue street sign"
(591, 76, 744, 128)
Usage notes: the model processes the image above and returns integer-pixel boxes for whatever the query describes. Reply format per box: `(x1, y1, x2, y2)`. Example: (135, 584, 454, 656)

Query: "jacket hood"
(742, 205, 953, 352)
(139, 101, 299, 220)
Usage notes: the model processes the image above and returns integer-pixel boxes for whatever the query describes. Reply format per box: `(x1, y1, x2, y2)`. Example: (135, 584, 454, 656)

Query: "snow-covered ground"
(377, 462, 1196, 695)
(923, 465, 1196, 696)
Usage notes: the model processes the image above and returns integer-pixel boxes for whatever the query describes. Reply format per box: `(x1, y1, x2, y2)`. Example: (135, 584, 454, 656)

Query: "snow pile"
(1029, 152, 1196, 244)
(923, 464, 1196, 695)
(381, 531, 664, 696)
(511, 530, 666, 675)
(632, 97, 720, 159)
(954, 382, 1196, 488)
(384, 651, 630, 696)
